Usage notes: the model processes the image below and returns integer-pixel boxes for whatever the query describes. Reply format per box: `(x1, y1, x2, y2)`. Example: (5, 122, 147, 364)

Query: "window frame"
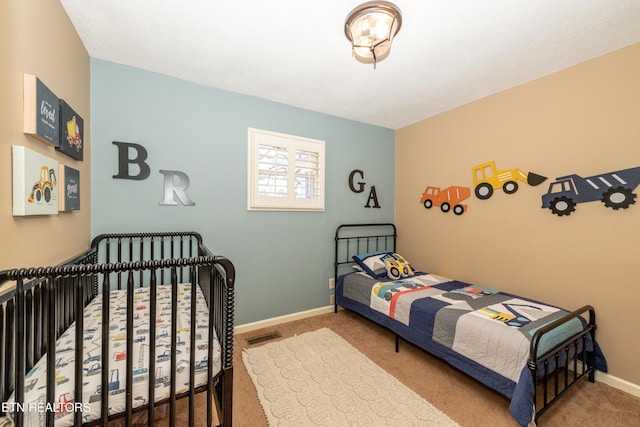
(247, 128, 325, 212)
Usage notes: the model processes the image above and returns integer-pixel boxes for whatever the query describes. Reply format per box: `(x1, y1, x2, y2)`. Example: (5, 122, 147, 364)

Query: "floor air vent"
(246, 332, 281, 346)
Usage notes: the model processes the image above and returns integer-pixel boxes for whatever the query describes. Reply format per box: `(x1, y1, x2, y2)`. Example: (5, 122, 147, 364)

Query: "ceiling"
(60, 0, 640, 130)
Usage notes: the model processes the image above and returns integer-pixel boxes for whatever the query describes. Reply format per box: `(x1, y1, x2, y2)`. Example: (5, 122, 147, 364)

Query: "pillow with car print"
(353, 251, 414, 280)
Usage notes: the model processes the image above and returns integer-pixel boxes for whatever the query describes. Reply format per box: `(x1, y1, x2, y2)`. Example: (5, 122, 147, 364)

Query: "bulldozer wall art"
(12, 145, 59, 216)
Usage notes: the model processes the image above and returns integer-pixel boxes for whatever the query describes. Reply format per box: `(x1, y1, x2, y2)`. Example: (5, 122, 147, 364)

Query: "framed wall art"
(58, 164, 80, 211)
(23, 74, 60, 147)
(57, 99, 84, 160)
(12, 145, 59, 216)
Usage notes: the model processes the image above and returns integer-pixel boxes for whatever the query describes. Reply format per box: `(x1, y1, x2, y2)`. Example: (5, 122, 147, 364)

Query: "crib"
(0, 231, 234, 426)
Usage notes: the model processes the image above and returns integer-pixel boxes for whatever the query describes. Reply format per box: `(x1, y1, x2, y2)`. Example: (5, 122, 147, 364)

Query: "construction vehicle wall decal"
(541, 166, 640, 216)
(471, 160, 546, 200)
(420, 185, 470, 215)
(27, 166, 57, 203)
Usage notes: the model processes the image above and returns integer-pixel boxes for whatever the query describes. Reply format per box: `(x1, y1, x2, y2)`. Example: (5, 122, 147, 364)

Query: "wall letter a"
(365, 186, 380, 208)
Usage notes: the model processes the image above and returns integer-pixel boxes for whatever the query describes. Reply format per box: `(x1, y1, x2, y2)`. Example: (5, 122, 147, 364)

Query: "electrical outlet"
(329, 278, 335, 289)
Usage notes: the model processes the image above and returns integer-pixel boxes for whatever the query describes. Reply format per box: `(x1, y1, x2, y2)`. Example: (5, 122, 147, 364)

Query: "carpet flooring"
(242, 327, 460, 426)
(233, 310, 640, 427)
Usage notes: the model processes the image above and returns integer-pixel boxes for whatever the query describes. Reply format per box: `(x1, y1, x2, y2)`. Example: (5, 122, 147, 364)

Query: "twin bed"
(334, 223, 606, 426)
(0, 231, 234, 427)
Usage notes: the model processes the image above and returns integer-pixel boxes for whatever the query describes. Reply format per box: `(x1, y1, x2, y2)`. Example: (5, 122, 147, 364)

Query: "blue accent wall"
(90, 59, 394, 325)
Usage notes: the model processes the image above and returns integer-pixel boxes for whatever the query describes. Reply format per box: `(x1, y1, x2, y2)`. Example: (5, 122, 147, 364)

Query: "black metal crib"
(0, 231, 234, 427)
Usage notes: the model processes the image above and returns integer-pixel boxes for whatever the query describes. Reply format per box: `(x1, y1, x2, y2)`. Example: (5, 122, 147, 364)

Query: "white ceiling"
(60, 0, 640, 130)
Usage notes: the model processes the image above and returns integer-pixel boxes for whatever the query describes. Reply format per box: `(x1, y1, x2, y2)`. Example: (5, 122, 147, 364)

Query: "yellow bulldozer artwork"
(471, 160, 547, 200)
(28, 166, 57, 204)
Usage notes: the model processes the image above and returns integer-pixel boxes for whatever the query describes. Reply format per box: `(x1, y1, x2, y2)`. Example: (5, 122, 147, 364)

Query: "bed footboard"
(0, 231, 234, 427)
(528, 305, 597, 423)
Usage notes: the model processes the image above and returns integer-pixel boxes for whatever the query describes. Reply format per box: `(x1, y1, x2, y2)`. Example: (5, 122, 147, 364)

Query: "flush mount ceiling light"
(344, 1, 402, 69)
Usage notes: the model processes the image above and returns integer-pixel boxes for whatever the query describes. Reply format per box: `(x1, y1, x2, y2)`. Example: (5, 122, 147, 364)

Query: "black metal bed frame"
(334, 223, 597, 424)
(0, 231, 234, 427)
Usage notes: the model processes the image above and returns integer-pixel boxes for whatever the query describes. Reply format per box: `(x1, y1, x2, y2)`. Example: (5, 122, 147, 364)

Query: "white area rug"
(242, 328, 461, 427)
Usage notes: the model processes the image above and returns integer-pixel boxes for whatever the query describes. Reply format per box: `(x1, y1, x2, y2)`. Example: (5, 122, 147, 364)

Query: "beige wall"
(0, 0, 90, 271)
(396, 44, 640, 386)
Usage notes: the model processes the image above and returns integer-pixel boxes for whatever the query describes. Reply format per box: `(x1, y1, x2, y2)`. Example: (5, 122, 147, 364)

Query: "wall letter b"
(113, 141, 151, 180)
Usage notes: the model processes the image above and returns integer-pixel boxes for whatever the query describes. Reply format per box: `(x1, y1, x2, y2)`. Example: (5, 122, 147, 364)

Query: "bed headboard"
(334, 223, 396, 280)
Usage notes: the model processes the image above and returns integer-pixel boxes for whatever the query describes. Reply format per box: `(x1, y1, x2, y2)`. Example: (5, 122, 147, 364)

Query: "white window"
(248, 128, 325, 211)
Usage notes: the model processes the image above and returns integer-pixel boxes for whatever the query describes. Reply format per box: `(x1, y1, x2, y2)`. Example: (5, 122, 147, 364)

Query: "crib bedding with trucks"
(6, 282, 221, 425)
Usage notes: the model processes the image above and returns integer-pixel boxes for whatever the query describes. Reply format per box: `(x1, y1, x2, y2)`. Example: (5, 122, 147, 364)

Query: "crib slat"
(25, 288, 33, 373)
(100, 273, 111, 427)
(74, 275, 85, 426)
(125, 270, 134, 425)
(147, 267, 157, 427)
(139, 238, 144, 286)
(14, 279, 25, 427)
(178, 237, 183, 278)
(169, 266, 178, 427)
(105, 238, 112, 266)
(66, 276, 72, 333)
(118, 238, 124, 290)
(46, 277, 56, 427)
(189, 268, 197, 425)
(160, 237, 166, 285)
(33, 284, 43, 364)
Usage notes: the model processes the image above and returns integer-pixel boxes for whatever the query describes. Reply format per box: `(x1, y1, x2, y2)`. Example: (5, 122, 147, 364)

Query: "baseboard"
(234, 305, 336, 335)
(235, 307, 640, 399)
(594, 370, 640, 398)
(571, 360, 640, 397)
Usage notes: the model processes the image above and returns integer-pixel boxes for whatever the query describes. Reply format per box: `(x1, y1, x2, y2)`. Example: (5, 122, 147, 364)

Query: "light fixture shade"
(345, 1, 402, 68)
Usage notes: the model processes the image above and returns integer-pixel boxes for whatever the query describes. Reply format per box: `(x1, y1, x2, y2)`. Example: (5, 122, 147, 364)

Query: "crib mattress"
(8, 282, 221, 425)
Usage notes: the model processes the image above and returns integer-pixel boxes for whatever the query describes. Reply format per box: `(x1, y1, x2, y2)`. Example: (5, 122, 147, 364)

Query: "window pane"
(294, 149, 320, 199)
(258, 173, 288, 197)
(258, 144, 288, 197)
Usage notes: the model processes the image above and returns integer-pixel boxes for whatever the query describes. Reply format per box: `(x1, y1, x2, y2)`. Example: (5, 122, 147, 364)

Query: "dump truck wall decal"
(420, 185, 471, 215)
(541, 166, 640, 216)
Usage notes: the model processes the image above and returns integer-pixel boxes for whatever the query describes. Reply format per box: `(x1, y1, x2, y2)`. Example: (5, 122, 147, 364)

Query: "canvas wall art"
(58, 164, 80, 211)
(12, 145, 59, 216)
(23, 74, 60, 147)
(57, 99, 84, 160)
